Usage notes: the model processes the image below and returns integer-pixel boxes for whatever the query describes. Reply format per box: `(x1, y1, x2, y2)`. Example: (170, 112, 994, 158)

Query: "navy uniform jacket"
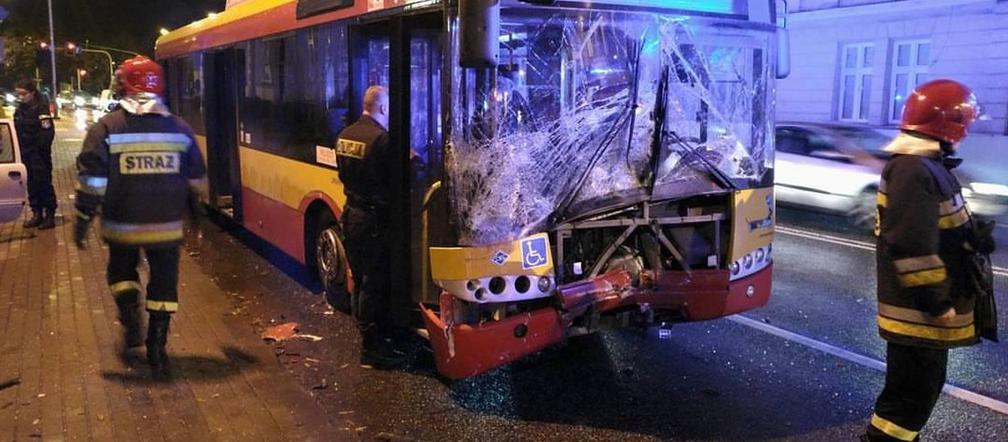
(335, 115, 392, 209)
(14, 97, 54, 152)
(76, 107, 206, 247)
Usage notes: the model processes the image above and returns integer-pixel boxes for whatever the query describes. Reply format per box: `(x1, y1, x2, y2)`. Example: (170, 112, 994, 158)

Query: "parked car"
(774, 122, 1008, 226)
(0, 118, 27, 223)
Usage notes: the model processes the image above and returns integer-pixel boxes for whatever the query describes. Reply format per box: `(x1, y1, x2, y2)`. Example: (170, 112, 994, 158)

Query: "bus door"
(203, 48, 243, 220)
(348, 13, 446, 314)
(400, 14, 448, 304)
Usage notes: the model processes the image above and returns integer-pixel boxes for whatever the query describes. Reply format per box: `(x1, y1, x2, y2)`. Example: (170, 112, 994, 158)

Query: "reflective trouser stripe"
(877, 191, 887, 207)
(109, 280, 143, 295)
(146, 301, 178, 312)
(870, 414, 918, 441)
(878, 315, 975, 342)
(896, 267, 946, 287)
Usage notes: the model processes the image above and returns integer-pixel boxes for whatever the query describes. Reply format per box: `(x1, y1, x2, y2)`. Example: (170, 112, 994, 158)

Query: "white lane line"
(728, 315, 1008, 416)
(777, 226, 1008, 277)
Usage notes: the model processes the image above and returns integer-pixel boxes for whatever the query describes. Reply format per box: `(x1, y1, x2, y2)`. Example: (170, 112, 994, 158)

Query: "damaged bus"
(156, 0, 785, 379)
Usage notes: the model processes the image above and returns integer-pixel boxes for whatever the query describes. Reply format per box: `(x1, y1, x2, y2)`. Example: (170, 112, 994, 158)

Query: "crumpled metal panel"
(447, 8, 774, 246)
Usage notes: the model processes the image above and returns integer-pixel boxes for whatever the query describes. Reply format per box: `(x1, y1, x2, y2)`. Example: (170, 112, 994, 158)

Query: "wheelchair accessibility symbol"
(520, 237, 549, 270)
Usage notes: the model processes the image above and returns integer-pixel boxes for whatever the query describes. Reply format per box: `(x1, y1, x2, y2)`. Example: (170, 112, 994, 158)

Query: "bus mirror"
(459, 0, 500, 68)
(776, 28, 791, 79)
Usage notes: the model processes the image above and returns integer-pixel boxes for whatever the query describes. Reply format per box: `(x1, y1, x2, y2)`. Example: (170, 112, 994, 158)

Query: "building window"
(889, 39, 930, 124)
(838, 43, 873, 121)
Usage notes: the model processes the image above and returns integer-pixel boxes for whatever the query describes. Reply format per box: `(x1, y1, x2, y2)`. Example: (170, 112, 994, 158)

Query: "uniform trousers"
(22, 147, 57, 211)
(867, 342, 948, 441)
(107, 244, 180, 312)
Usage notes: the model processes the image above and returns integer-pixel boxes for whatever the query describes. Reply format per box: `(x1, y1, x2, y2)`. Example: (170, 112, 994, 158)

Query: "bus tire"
(313, 213, 352, 313)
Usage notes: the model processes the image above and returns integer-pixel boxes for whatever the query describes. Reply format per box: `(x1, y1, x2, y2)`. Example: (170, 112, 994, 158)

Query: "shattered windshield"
(447, 7, 775, 245)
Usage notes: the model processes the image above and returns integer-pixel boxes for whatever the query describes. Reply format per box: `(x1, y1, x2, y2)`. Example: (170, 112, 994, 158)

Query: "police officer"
(864, 79, 993, 441)
(74, 56, 206, 379)
(335, 85, 407, 369)
(14, 79, 57, 229)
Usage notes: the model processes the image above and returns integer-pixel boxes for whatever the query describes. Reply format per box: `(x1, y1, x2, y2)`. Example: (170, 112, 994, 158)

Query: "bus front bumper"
(420, 265, 772, 379)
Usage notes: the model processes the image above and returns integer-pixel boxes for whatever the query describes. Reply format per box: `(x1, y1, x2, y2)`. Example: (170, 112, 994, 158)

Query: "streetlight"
(46, 0, 57, 117)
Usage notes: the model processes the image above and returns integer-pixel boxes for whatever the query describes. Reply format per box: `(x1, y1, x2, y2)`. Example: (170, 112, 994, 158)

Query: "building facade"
(778, 0, 1008, 135)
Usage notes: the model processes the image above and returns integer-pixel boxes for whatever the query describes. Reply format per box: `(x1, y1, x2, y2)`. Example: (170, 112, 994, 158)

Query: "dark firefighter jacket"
(335, 114, 392, 209)
(14, 97, 55, 152)
(75, 103, 206, 247)
(875, 132, 978, 349)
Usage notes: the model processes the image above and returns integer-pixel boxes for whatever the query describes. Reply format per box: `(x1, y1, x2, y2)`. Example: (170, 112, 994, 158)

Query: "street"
(1, 120, 1005, 441)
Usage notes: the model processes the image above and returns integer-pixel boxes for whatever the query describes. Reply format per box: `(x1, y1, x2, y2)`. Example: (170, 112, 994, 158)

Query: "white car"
(774, 122, 1008, 226)
(0, 119, 27, 223)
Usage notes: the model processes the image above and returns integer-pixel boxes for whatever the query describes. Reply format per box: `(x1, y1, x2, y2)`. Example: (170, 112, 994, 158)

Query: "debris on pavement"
(261, 322, 299, 342)
(292, 334, 323, 342)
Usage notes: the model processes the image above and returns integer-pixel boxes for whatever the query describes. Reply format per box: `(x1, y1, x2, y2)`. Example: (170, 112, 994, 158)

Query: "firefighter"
(13, 79, 57, 229)
(334, 85, 407, 369)
(864, 79, 993, 441)
(73, 56, 206, 379)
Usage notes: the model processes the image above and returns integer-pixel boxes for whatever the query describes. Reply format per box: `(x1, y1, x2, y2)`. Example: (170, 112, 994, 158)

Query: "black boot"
(37, 208, 56, 230)
(360, 325, 406, 370)
(23, 210, 43, 228)
(114, 292, 144, 348)
(146, 312, 172, 380)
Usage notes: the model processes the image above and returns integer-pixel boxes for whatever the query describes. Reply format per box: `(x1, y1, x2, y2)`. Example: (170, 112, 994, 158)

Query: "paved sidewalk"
(0, 123, 346, 441)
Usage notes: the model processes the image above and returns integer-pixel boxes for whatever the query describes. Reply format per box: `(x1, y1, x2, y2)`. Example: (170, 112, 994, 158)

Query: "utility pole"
(46, 0, 58, 118)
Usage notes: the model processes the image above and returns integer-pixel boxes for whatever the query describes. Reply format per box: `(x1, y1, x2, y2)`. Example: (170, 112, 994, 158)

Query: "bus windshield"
(449, 7, 775, 245)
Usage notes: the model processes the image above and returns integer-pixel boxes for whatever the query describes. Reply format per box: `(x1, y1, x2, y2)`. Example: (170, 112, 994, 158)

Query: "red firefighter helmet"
(115, 56, 164, 96)
(900, 79, 978, 144)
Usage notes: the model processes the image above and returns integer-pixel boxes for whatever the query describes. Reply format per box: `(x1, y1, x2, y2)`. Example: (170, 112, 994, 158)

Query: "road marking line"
(777, 226, 1008, 277)
(728, 315, 1008, 416)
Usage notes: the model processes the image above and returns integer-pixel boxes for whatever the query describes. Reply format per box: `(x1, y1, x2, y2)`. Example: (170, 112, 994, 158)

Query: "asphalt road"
(55, 115, 1004, 440)
(174, 202, 1007, 441)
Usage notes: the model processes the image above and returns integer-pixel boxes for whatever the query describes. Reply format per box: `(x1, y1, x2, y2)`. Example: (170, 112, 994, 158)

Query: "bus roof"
(155, 0, 417, 59)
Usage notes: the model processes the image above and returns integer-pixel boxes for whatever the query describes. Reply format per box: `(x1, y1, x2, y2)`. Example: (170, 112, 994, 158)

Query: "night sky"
(1, 0, 227, 55)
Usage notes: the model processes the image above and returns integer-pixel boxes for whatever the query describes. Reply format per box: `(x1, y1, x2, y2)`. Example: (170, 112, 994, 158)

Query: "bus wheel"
(315, 220, 352, 313)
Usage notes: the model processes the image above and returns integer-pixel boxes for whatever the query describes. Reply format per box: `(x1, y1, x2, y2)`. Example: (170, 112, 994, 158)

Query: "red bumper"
(420, 294, 564, 380)
(421, 265, 772, 379)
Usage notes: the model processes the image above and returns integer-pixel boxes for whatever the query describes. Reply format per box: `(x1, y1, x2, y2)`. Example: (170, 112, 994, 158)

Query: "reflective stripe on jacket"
(76, 108, 206, 247)
(875, 133, 977, 349)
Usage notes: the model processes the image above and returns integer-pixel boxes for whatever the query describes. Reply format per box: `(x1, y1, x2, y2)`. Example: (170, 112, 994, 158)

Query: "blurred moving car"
(98, 89, 118, 111)
(774, 122, 1008, 226)
(56, 90, 76, 111)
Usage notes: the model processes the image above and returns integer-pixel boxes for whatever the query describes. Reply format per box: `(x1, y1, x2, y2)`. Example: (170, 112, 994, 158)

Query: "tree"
(0, 32, 44, 88)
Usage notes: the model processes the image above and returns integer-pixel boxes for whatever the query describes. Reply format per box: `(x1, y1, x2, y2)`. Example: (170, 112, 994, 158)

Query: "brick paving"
(0, 121, 346, 441)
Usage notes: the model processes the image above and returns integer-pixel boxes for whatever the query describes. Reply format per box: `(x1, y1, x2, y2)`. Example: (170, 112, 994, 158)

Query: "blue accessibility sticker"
(520, 236, 549, 270)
